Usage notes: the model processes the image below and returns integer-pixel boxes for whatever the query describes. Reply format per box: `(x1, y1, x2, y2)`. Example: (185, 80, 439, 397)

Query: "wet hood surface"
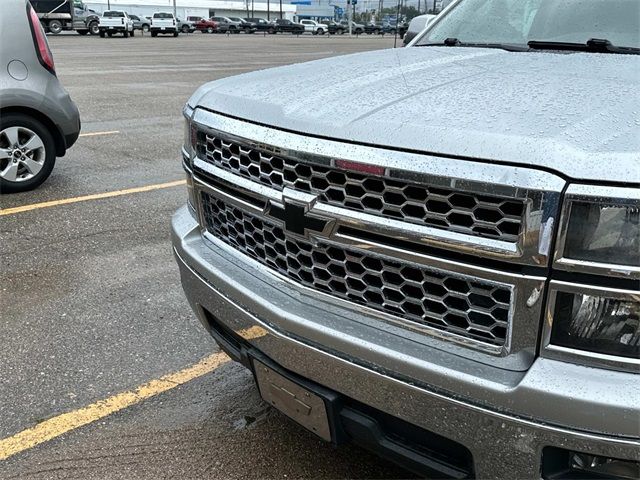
(189, 46, 640, 183)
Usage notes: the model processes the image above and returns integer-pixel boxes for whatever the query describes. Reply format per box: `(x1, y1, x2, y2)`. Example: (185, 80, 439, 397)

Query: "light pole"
(173, 0, 177, 17)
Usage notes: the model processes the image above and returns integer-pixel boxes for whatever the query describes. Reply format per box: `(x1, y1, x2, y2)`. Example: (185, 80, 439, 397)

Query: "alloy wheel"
(0, 127, 46, 183)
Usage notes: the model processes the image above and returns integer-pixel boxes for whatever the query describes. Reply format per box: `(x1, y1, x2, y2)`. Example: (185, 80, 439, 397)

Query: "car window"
(153, 13, 173, 19)
(103, 11, 124, 17)
(417, 0, 639, 48)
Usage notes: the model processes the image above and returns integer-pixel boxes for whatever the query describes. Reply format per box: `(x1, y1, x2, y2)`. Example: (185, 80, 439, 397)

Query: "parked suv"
(150, 12, 178, 37)
(174, 0, 640, 478)
(129, 14, 150, 33)
(1, 0, 80, 193)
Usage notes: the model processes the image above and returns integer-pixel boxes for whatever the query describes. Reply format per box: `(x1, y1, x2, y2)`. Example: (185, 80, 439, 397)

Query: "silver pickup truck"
(172, 0, 639, 478)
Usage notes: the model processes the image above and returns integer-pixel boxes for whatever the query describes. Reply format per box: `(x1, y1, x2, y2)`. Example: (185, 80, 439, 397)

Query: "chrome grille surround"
(201, 134, 525, 242)
(202, 192, 512, 346)
(186, 109, 563, 367)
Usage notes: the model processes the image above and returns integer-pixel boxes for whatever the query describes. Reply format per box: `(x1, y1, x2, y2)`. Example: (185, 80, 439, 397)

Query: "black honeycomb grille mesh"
(201, 192, 512, 346)
(199, 134, 525, 242)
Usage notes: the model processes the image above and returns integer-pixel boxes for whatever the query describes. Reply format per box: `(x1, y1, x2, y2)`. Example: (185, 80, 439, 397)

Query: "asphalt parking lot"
(0, 33, 414, 478)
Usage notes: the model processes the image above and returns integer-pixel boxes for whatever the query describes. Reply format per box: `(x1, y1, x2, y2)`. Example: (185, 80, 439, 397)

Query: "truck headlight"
(545, 185, 639, 371)
(549, 288, 639, 360)
(555, 185, 639, 277)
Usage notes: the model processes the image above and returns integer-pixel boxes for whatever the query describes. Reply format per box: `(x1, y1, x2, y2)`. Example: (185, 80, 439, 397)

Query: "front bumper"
(172, 205, 639, 478)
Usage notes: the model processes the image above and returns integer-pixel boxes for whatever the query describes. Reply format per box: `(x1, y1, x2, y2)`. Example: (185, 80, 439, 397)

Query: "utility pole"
(432, 0, 436, 13)
(417, 0, 421, 14)
(173, 0, 177, 17)
(267, 0, 270, 20)
(279, 0, 282, 19)
(347, 0, 352, 35)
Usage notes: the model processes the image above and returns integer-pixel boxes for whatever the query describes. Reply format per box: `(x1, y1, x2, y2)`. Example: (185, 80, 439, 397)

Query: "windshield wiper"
(528, 38, 640, 55)
(418, 38, 529, 52)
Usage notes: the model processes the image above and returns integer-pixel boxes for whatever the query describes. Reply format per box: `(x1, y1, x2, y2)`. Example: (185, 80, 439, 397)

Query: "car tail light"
(27, 3, 55, 75)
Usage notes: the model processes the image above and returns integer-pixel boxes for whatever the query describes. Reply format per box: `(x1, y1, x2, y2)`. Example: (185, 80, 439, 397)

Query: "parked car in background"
(269, 19, 305, 35)
(364, 22, 384, 35)
(227, 17, 257, 33)
(175, 0, 640, 478)
(245, 17, 271, 32)
(342, 20, 365, 34)
(326, 21, 345, 35)
(31, 0, 98, 35)
(210, 17, 242, 33)
(190, 17, 218, 33)
(402, 14, 436, 45)
(74, 6, 100, 35)
(300, 19, 328, 35)
(129, 14, 150, 33)
(177, 18, 195, 33)
(150, 12, 178, 37)
(98, 10, 134, 37)
(1, 0, 80, 193)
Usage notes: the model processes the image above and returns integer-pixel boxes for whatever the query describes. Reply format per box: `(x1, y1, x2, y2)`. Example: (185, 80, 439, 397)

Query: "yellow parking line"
(0, 326, 267, 461)
(79, 131, 120, 137)
(0, 352, 230, 462)
(0, 180, 186, 217)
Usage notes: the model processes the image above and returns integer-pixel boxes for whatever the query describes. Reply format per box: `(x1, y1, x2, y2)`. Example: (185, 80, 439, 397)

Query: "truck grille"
(201, 192, 512, 346)
(200, 135, 525, 242)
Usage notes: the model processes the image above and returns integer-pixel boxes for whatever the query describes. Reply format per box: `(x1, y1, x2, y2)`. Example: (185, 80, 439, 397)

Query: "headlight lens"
(550, 290, 639, 360)
(564, 201, 639, 267)
(183, 118, 191, 155)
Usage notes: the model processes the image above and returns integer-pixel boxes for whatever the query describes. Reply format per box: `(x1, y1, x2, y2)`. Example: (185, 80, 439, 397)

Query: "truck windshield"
(415, 0, 640, 51)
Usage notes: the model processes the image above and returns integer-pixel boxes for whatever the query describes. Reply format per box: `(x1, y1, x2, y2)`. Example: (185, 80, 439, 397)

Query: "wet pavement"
(0, 33, 412, 478)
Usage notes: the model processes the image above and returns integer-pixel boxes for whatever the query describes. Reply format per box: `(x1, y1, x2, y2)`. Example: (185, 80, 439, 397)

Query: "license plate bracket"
(253, 358, 333, 442)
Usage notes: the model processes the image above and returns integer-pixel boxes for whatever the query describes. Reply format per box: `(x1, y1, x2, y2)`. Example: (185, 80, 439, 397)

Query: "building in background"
(84, 0, 297, 21)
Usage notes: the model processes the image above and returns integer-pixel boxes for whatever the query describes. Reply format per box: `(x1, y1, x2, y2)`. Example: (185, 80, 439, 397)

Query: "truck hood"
(188, 47, 640, 183)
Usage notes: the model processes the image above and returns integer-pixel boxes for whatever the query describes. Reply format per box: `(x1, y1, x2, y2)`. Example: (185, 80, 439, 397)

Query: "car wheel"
(173, 31, 179, 37)
(268, 27, 275, 34)
(206, 26, 214, 33)
(130, 28, 135, 37)
(151, 31, 157, 37)
(181, 25, 190, 33)
(99, 30, 105, 38)
(337, 28, 344, 35)
(48, 20, 63, 35)
(142, 24, 150, 32)
(107, 31, 113, 37)
(123, 30, 129, 38)
(0, 115, 56, 194)
(89, 21, 99, 35)
(318, 28, 325, 35)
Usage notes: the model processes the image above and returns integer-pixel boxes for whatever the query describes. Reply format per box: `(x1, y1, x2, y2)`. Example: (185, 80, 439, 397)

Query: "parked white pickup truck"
(98, 10, 134, 38)
(300, 19, 328, 35)
(150, 12, 178, 37)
